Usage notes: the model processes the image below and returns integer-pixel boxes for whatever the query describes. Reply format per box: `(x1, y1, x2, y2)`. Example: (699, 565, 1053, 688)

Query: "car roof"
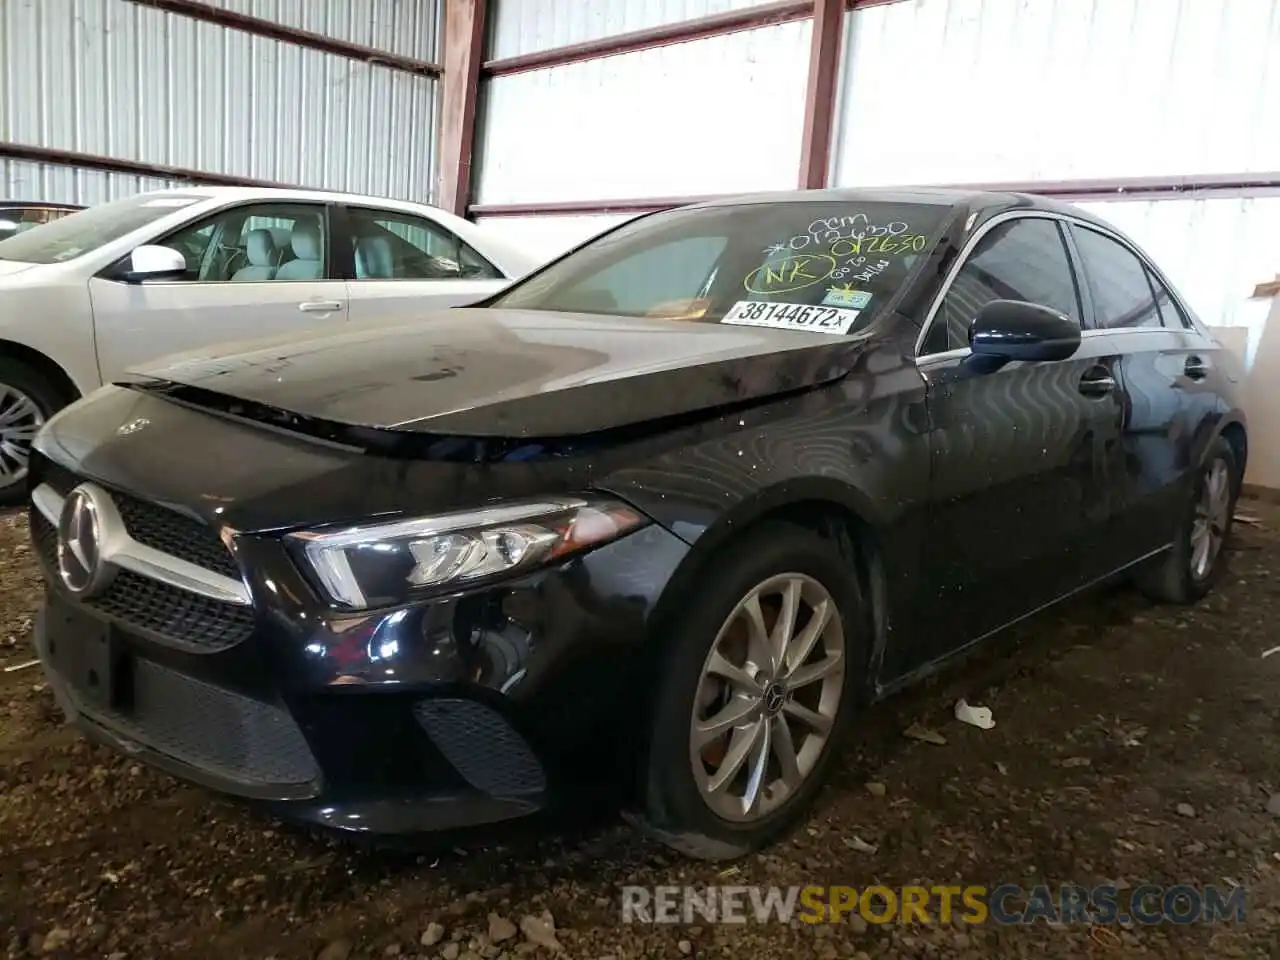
(135, 185, 444, 210)
(685, 186, 1116, 229)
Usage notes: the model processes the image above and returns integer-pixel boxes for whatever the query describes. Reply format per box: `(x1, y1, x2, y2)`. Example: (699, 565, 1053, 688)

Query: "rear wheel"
(633, 522, 866, 860)
(0, 359, 66, 506)
(1136, 436, 1238, 604)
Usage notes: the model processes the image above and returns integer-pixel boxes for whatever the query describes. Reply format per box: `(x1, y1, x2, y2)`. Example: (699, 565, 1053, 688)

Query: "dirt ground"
(2, 504, 1280, 960)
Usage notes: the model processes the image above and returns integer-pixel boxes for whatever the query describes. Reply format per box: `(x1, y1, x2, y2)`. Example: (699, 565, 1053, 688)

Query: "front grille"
(39, 460, 240, 581)
(51, 652, 319, 790)
(413, 698, 546, 798)
(32, 511, 254, 650)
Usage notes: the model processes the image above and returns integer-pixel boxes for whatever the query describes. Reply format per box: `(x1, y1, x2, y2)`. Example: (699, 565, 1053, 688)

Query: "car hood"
(126, 308, 866, 438)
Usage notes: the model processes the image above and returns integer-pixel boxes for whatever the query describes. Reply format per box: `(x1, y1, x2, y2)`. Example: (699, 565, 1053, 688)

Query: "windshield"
(0, 193, 204, 264)
(490, 200, 952, 336)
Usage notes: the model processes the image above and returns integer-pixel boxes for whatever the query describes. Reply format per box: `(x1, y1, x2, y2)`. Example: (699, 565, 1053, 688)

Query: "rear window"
(491, 200, 951, 337)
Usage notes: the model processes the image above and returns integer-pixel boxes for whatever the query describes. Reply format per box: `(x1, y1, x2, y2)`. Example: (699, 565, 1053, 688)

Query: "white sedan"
(0, 186, 540, 501)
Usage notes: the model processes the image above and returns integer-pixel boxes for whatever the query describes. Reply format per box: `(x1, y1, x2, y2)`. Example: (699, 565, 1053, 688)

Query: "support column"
(798, 0, 845, 189)
(438, 0, 487, 215)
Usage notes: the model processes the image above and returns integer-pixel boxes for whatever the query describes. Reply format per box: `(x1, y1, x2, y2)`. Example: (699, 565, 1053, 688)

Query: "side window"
(1145, 264, 1190, 329)
(1071, 226, 1162, 330)
(157, 203, 328, 282)
(934, 217, 1081, 352)
(347, 208, 502, 281)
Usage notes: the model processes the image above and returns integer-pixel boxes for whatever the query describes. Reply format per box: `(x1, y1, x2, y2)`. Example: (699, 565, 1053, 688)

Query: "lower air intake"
(412, 698, 546, 798)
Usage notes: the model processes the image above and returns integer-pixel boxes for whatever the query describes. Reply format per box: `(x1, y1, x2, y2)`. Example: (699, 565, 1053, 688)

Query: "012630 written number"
(721, 300, 861, 335)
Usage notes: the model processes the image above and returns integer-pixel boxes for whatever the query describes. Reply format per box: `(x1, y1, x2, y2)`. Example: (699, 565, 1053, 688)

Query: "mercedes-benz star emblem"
(763, 682, 787, 716)
(56, 484, 117, 598)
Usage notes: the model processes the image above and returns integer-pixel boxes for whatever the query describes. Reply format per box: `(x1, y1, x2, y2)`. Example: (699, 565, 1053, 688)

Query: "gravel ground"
(3, 503, 1280, 959)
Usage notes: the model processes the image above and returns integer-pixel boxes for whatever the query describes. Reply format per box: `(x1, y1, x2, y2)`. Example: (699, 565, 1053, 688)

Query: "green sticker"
(822, 287, 872, 309)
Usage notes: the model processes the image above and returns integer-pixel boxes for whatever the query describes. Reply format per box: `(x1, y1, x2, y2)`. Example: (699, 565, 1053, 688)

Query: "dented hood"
(126, 308, 865, 438)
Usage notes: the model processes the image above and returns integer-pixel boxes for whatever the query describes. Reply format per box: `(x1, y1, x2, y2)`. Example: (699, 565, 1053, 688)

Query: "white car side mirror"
(122, 244, 187, 283)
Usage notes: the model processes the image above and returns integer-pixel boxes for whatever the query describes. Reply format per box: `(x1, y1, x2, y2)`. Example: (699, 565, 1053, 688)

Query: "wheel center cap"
(763, 682, 787, 716)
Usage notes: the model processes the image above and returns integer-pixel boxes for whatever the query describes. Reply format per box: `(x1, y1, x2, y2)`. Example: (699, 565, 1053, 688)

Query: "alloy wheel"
(689, 573, 845, 822)
(0, 383, 44, 488)
(1190, 457, 1231, 581)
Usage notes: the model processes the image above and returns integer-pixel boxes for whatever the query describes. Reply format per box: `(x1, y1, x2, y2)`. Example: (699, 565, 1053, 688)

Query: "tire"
(1135, 436, 1239, 604)
(631, 521, 867, 860)
(0, 358, 69, 507)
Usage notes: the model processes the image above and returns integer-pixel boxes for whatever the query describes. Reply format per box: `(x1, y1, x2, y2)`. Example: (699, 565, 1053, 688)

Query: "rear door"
(338, 204, 512, 322)
(89, 200, 348, 379)
(1067, 222, 1217, 560)
(910, 214, 1127, 667)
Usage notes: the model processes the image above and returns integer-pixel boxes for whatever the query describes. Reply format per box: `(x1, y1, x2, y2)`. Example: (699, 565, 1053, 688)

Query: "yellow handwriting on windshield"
(744, 254, 836, 295)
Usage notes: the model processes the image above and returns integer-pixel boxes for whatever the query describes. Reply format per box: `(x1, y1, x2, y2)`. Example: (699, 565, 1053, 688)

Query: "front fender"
(0, 280, 100, 395)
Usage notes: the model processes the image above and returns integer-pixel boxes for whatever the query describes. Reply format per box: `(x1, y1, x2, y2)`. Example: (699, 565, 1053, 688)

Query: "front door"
(910, 216, 1126, 666)
(90, 201, 348, 379)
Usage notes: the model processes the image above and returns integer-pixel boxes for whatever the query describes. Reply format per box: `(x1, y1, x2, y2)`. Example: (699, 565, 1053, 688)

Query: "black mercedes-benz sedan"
(28, 188, 1247, 859)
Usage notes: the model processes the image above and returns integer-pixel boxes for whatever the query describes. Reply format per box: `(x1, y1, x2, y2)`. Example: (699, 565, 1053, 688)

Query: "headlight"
(288, 498, 647, 609)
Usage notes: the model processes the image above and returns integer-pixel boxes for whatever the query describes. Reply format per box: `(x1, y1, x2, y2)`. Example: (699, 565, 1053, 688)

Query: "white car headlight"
(288, 498, 647, 609)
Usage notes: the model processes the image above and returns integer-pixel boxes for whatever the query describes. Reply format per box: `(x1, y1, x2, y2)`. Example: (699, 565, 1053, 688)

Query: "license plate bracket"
(47, 603, 130, 712)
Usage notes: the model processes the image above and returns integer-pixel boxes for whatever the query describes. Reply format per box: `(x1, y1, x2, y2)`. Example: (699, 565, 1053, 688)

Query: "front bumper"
(31, 492, 690, 836)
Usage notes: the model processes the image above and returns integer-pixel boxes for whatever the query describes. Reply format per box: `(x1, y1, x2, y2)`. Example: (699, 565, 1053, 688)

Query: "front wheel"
(0, 359, 66, 506)
(633, 522, 866, 860)
(1136, 436, 1239, 604)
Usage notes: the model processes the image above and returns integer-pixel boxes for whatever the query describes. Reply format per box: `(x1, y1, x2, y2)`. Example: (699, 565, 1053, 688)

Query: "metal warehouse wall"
(489, 0, 778, 57)
(834, 0, 1280, 359)
(833, 0, 1280, 185)
(1, 0, 440, 205)
(200, 0, 439, 62)
(473, 0, 813, 249)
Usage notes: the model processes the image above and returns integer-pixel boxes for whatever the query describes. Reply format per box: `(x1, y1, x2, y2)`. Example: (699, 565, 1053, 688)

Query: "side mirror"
(0, 219, 19, 241)
(969, 299, 1080, 363)
(120, 244, 187, 283)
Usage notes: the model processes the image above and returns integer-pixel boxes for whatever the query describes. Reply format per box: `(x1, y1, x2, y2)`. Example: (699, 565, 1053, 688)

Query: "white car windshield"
(0, 193, 204, 265)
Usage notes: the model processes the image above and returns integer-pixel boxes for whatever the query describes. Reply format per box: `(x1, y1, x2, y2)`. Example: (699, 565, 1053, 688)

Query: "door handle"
(1184, 355, 1209, 380)
(1078, 368, 1116, 397)
(298, 300, 342, 313)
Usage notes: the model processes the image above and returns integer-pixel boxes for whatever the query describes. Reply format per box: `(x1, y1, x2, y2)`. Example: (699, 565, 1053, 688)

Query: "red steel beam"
(481, 0, 913, 78)
(121, 0, 442, 77)
(0, 142, 294, 188)
(482, 0, 813, 77)
(469, 171, 1280, 218)
(438, 0, 488, 215)
(799, 0, 846, 189)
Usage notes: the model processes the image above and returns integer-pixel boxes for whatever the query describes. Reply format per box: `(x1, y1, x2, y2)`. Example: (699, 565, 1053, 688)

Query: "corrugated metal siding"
(489, 0, 780, 60)
(1, 0, 437, 201)
(833, 0, 1280, 187)
(474, 213, 633, 258)
(202, 0, 441, 62)
(1, 158, 178, 205)
(1077, 196, 1280, 366)
(476, 19, 811, 205)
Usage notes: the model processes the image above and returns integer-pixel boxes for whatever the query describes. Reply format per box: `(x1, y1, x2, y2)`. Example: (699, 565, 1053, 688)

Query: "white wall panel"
(474, 213, 633, 259)
(477, 19, 811, 205)
(833, 0, 1280, 188)
(2, 158, 177, 205)
(203, 0, 441, 62)
(1, 0, 437, 201)
(489, 0, 780, 60)
(1076, 196, 1280, 367)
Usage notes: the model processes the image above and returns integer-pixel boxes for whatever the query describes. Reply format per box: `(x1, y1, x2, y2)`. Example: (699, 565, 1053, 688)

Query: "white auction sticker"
(720, 300, 861, 335)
